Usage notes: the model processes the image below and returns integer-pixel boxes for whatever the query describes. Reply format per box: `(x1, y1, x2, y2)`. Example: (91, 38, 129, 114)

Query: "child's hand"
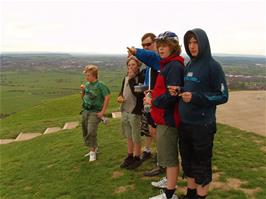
(179, 92, 192, 103)
(144, 90, 152, 95)
(117, 96, 125, 103)
(143, 95, 152, 105)
(80, 84, 85, 90)
(128, 69, 135, 79)
(127, 47, 136, 56)
(167, 86, 181, 96)
(97, 111, 104, 119)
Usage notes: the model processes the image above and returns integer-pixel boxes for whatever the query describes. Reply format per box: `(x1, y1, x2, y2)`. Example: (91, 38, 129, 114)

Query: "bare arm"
(97, 95, 110, 118)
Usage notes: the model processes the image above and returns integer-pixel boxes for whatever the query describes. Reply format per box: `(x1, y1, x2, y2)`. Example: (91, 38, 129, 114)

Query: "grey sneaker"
(144, 166, 165, 176)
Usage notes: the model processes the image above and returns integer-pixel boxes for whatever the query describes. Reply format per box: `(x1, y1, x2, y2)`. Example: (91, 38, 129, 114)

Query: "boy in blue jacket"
(171, 28, 228, 199)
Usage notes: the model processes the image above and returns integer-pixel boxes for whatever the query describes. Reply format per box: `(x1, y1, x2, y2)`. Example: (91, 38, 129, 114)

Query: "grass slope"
(0, 121, 265, 199)
(0, 70, 124, 115)
(0, 92, 119, 139)
(1, 94, 265, 198)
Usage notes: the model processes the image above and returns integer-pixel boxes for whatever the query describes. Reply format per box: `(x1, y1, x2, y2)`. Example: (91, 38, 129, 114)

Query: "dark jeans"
(179, 122, 216, 186)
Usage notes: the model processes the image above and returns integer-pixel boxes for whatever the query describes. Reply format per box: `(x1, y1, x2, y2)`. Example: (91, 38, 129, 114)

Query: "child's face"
(188, 37, 199, 57)
(85, 72, 96, 82)
(158, 44, 171, 59)
(127, 60, 139, 76)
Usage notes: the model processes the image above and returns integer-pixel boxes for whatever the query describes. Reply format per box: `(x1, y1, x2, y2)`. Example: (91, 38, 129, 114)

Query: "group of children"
(80, 29, 228, 199)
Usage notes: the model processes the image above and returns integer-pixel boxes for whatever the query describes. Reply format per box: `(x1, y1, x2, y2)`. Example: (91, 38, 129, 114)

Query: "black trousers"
(179, 122, 216, 186)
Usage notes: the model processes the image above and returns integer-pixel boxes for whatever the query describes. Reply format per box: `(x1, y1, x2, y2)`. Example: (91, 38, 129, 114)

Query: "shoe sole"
(151, 183, 177, 189)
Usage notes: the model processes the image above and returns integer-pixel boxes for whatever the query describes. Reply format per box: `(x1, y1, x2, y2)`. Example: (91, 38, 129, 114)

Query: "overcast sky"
(1, 0, 265, 56)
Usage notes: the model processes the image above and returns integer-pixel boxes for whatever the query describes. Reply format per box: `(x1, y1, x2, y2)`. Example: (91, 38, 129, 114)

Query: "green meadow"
(0, 69, 266, 199)
(0, 69, 124, 115)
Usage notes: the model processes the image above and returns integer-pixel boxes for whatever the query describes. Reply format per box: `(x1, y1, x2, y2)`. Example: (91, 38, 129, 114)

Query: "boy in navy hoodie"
(171, 29, 228, 199)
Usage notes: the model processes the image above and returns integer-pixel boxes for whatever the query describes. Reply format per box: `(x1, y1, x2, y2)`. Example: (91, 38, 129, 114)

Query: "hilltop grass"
(0, 92, 120, 139)
(0, 69, 124, 115)
(1, 120, 265, 199)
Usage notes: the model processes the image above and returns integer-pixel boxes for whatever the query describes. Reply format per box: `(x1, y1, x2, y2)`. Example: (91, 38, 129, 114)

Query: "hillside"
(0, 93, 119, 139)
(0, 94, 266, 199)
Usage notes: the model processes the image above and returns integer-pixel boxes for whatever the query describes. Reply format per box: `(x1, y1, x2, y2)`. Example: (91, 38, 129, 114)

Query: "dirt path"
(217, 90, 266, 137)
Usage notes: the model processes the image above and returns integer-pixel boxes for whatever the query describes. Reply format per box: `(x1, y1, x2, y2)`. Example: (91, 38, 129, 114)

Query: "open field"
(217, 91, 266, 136)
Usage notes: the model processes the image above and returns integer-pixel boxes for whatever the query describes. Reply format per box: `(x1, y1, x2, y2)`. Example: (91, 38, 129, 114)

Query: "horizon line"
(1, 51, 265, 58)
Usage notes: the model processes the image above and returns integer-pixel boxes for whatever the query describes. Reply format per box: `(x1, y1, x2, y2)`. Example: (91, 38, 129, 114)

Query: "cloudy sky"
(1, 0, 265, 56)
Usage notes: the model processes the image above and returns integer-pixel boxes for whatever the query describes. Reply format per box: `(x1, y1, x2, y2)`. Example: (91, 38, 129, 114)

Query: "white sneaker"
(151, 177, 178, 189)
(89, 151, 96, 162)
(84, 152, 90, 157)
(151, 177, 167, 189)
(84, 147, 99, 157)
(149, 190, 178, 199)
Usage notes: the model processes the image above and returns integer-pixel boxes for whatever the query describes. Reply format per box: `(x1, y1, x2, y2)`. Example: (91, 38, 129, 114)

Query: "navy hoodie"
(179, 28, 228, 125)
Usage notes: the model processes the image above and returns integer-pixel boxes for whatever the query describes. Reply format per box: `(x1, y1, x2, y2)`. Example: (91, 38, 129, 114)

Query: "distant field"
(217, 91, 266, 136)
(0, 69, 124, 115)
(1, 54, 265, 115)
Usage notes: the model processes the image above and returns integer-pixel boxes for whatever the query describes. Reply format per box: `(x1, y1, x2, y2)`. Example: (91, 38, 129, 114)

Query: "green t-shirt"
(82, 80, 110, 112)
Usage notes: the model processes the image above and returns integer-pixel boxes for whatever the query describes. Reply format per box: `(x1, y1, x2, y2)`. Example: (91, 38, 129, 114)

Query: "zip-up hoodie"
(151, 54, 184, 128)
(118, 72, 144, 115)
(179, 28, 228, 125)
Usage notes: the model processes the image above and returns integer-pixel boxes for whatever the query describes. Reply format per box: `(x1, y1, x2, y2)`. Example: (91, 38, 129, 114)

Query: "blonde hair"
(83, 65, 98, 79)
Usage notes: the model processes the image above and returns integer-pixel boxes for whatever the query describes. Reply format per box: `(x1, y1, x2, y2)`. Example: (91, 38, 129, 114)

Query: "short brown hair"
(141, 33, 156, 42)
(127, 56, 142, 67)
(83, 65, 98, 79)
(156, 39, 181, 55)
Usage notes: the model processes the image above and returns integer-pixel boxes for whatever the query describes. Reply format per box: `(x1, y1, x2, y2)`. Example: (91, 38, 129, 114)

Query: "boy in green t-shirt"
(80, 65, 110, 162)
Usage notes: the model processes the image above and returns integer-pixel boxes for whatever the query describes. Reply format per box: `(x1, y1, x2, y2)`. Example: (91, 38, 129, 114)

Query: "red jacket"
(151, 54, 184, 128)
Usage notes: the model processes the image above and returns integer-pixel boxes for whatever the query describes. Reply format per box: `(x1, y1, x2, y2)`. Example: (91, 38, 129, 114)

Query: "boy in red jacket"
(146, 31, 184, 199)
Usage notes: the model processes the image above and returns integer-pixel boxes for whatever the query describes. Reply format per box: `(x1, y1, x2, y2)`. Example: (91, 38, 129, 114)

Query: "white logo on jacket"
(187, 72, 193, 77)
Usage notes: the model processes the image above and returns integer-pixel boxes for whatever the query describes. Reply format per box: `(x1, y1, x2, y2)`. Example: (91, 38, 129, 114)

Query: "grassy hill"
(1, 95, 266, 198)
(0, 92, 119, 139)
(0, 70, 124, 115)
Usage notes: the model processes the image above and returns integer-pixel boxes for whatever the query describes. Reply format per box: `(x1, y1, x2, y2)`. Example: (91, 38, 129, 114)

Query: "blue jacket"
(135, 48, 160, 89)
(179, 28, 229, 125)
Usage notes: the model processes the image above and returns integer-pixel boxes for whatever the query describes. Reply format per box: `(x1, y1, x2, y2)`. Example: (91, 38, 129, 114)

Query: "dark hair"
(185, 32, 197, 43)
(141, 33, 156, 42)
(156, 39, 181, 55)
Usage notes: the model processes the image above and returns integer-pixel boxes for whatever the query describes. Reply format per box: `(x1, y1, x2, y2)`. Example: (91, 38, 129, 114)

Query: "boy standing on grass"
(80, 65, 110, 162)
(143, 31, 184, 199)
(170, 29, 228, 199)
(117, 56, 144, 170)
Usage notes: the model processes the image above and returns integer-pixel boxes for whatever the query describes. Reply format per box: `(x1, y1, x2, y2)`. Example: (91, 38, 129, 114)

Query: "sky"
(1, 0, 266, 56)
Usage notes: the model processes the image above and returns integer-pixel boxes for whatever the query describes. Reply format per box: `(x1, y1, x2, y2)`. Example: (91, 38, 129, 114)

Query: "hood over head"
(184, 28, 211, 60)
